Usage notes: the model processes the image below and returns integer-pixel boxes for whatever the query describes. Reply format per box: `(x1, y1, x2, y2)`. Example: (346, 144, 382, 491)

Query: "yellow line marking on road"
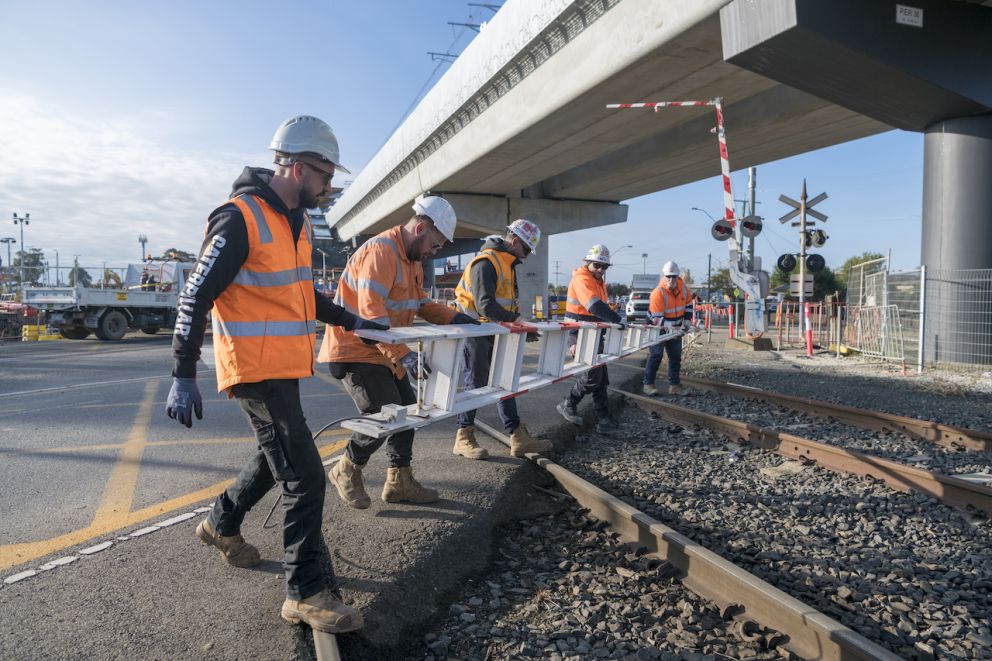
(0, 436, 350, 572)
(91, 380, 157, 528)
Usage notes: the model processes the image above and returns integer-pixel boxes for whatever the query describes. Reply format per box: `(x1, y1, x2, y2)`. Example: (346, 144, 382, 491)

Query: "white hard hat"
(584, 244, 611, 265)
(412, 195, 456, 242)
(270, 115, 350, 174)
(662, 260, 680, 276)
(507, 218, 541, 254)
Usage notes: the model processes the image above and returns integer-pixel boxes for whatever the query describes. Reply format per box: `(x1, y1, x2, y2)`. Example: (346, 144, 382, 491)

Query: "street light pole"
(690, 207, 716, 222)
(0, 238, 14, 286)
(138, 234, 148, 262)
(54, 249, 60, 286)
(641, 253, 648, 274)
(12, 213, 30, 295)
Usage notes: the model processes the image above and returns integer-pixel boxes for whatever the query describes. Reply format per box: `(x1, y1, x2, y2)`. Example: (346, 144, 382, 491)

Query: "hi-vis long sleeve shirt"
(318, 225, 455, 378)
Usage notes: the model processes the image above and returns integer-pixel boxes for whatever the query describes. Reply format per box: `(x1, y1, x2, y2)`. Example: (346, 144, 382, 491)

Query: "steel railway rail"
(679, 376, 992, 453)
(473, 420, 899, 661)
(608, 386, 992, 518)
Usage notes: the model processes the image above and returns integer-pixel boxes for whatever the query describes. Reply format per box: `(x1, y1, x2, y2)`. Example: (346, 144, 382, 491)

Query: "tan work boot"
(668, 384, 684, 396)
(509, 424, 553, 458)
(329, 455, 371, 509)
(453, 426, 489, 460)
(642, 383, 658, 396)
(195, 519, 261, 568)
(381, 467, 438, 504)
(281, 590, 364, 633)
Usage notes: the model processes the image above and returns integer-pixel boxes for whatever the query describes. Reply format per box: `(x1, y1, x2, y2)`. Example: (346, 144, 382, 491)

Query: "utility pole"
(138, 234, 148, 262)
(12, 213, 29, 295)
(706, 253, 712, 301)
(54, 249, 60, 286)
(641, 253, 648, 274)
(747, 167, 757, 271)
(0, 238, 14, 287)
(552, 260, 561, 293)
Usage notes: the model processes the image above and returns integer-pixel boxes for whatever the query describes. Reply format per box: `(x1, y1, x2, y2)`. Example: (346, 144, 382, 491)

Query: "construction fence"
(725, 259, 992, 371)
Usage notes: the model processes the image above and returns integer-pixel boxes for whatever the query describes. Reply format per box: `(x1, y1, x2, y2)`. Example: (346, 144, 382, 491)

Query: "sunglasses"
(301, 161, 333, 186)
(589, 262, 609, 271)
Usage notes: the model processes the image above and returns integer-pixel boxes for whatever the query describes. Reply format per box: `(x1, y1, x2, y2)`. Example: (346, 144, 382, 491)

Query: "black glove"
(617, 321, 627, 331)
(450, 312, 480, 325)
(526, 332, 540, 343)
(166, 377, 203, 428)
(354, 317, 389, 345)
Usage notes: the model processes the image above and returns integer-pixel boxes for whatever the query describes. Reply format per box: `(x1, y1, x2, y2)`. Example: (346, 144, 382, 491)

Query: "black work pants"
(456, 335, 520, 433)
(330, 362, 417, 468)
(209, 379, 325, 601)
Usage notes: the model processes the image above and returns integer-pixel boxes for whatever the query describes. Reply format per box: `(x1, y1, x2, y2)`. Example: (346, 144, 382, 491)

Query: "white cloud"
(0, 91, 258, 270)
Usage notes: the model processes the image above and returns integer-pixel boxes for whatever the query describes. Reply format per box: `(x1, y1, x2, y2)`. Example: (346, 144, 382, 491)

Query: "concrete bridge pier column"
(921, 115, 992, 365)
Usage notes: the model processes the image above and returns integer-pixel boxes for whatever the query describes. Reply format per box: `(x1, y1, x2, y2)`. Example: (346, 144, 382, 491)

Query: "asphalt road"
(0, 333, 359, 572)
(0, 332, 592, 659)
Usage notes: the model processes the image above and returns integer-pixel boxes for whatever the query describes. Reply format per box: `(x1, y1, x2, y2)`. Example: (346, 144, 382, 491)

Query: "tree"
(835, 251, 885, 293)
(11, 249, 46, 286)
(771, 259, 842, 301)
(68, 267, 93, 287)
(155, 248, 197, 262)
(708, 267, 733, 300)
(606, 283, 629, 297)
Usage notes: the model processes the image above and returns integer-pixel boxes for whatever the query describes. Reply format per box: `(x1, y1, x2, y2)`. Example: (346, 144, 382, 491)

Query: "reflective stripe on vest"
(210, 194, 316, 391)
(454, 249, 518, 320)
(565, 267, 608, 318)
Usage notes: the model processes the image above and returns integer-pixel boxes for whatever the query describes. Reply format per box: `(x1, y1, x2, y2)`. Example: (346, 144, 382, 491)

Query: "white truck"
(625, 273, 660, 323)
(23, 261, 193, 340)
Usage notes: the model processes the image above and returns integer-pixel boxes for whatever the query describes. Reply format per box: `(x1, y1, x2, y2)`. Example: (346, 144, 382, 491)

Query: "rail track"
(468, 420, 903, 661)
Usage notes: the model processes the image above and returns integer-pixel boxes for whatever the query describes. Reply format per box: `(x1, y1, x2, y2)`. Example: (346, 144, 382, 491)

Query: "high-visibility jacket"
(649, 276, 693, 322)
(453, 248, 518, 320)
(318, 225, 455, 378)
(211, 194, 316, 391)
(565, 266, 609, 321)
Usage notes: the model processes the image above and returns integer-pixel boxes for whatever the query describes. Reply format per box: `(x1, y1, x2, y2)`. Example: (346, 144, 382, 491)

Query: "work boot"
(642, 383, 658, 396)
(281, 590, 364, 634)
(509, 424, 553, 458)
(453, 426, 489, 460)
(556, 398, 583, 426)
(381, 467, 438, 504)
(668, 384, 684, 396)
(596, 418, 620, 435)
(329, 455, 371, 509)
(195, 519, 261, 568)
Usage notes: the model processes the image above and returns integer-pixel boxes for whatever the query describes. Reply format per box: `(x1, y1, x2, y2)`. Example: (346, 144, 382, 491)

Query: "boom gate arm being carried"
(606, 98, 767, 337)
(340, 320, 681, 439)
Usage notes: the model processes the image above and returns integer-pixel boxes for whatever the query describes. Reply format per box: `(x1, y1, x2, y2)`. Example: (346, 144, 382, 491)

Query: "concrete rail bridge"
(327, 0, 992, 362)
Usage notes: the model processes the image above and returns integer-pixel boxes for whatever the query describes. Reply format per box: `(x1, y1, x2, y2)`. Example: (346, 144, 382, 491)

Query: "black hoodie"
(466, 236, 521, 323)
(171, 167, 357, 379)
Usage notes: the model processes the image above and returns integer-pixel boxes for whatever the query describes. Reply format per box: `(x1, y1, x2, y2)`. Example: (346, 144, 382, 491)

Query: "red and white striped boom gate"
(606, 98, 766, 338)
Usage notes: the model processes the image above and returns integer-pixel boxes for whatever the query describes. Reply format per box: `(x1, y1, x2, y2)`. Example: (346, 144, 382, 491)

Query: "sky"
(0, 1, 924, 286)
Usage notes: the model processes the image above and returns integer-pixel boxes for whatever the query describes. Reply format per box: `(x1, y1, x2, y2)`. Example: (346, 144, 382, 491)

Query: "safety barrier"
(341, 320, 679, 439)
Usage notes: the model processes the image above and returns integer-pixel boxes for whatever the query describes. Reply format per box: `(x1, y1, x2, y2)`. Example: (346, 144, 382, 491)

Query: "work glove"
(526, 331, 540, 343)
(354, 317, 389, 345)
(399, 351, 432, 381)
(616, 320, 627, 332)
(166, 377, 202, 428)
(682, 319, 694, 332)
(450, 312, 480, 325)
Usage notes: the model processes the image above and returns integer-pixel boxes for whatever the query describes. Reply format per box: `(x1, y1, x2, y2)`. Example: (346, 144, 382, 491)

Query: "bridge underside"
(332, 2, 888, 242)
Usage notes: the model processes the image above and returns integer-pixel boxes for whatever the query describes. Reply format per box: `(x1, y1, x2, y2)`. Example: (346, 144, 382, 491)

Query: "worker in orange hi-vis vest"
(318, 195, 480, 510)
(642, 260, 694, 396)
(166, 115, 388, 635)
(451, 219, 554, 460)
(555, 244, 625, 435)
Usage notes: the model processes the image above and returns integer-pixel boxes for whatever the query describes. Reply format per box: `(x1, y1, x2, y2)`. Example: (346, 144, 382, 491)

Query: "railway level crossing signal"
(778, 181, 828, 316)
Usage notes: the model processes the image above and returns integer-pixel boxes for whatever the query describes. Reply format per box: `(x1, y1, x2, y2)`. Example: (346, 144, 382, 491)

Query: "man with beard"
(166, 115, 385, 634)
(319, 195, 480, 508)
